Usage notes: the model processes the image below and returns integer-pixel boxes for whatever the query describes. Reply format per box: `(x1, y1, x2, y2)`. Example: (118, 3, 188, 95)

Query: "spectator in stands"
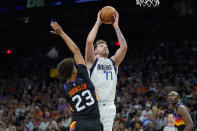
(163, 113, 178, 131)
(155, 110, 168, 130)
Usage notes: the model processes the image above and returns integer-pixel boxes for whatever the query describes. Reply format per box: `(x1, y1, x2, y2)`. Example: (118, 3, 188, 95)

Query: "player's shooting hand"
(50, 21, 64, 35)
(113, 12, 119, 28)
(96, 11, 102, 25)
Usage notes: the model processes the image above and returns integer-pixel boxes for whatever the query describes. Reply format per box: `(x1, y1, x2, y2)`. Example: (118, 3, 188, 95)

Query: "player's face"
(168, 92, 179, 104)
(95, 43, 109, 57)
(168, 114, 175, 124)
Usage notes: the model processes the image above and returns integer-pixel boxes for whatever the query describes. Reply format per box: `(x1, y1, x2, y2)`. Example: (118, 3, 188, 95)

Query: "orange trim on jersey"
(94, 89, 98, 101)
(70, 121, 76, 131)
(68, 104, 74, 112)
(68, 83, 87, 97)
(175, 117, 185, 126)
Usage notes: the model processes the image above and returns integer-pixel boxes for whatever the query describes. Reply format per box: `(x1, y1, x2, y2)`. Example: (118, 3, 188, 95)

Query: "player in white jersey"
(85, 11, 127, 131)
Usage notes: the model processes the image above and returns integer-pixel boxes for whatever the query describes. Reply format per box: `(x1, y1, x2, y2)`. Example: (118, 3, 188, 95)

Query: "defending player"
(85, 11, 127, 131)
(50, 21, 103, 131)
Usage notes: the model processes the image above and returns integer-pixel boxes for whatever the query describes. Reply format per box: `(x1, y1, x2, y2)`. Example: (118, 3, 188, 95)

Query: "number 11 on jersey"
(104, 71, 113, 80)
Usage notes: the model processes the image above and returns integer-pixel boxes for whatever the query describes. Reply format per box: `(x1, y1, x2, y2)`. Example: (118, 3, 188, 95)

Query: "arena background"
(0, 0, 197, 130)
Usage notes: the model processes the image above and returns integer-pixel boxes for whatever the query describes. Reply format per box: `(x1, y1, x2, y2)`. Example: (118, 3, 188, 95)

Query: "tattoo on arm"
(115, 27, 126, 45)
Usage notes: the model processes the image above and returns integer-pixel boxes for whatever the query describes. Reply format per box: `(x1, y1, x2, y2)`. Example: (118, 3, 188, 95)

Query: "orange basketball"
(100, 6, 116, 24)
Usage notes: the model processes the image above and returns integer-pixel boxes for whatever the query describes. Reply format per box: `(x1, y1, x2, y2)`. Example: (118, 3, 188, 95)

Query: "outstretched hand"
(50, 21, 64, 35)
(113, 12, 119, 28)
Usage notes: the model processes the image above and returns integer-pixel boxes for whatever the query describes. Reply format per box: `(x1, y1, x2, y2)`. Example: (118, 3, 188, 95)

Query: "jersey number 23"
(72, 90, 95, 112)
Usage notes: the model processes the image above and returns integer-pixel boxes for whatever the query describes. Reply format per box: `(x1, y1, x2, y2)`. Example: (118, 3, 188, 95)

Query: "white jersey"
(89, 58, 118, 104)
(163, 126, 178, 131)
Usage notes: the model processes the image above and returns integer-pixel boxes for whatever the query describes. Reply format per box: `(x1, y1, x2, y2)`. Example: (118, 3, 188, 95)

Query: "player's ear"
(72, 65, 77, 74)
(94, 50, 97, 55)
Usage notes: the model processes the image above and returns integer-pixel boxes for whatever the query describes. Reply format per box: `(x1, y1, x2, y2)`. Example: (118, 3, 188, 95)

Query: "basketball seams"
(101, 7, 116, 19)
(102, 13, 115, 19)
(104, 7, 111, 18)
(100, 6, 116, 24)
(101, 7, 110, 20)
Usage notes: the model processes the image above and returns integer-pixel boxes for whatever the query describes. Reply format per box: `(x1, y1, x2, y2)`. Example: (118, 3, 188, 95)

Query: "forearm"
(114, 26, 127, 48)
(87, 22, 100, 43)
(60, 32, 79, 54)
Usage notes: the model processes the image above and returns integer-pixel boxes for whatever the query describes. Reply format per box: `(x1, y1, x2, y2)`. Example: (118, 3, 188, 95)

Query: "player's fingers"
(54, 21, 59, 26)
(50, 21, 57, 28)
(98, 10, 101, 15)
(50, 31, 56, 35)
(113, 13, 116, 19)
(98, 11, 101, 19)
(116, 12, 119, 18)
(50, 22, 56, 28)
(51, 21, 56, 24)
(50, 22, 53, 26)
(55, 22, 62, 29)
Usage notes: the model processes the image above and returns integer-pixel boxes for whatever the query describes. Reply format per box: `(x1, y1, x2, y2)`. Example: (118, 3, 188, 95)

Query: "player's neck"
(175, 100, 181, 107)
(67, 74, 77, 83)
(96, 54, 108, 58)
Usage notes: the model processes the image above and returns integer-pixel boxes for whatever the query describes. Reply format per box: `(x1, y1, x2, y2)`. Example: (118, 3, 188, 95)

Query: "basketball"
(100, 6, 116, 24)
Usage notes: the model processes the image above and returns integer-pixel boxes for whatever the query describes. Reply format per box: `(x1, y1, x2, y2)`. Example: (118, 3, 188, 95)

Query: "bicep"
(111, 47, 127, 67)
(85, 41, 96, 65)
(178, 106, 193, 126)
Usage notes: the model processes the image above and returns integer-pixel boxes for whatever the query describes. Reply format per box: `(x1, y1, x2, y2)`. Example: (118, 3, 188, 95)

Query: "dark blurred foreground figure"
(50, 21, 103, 131)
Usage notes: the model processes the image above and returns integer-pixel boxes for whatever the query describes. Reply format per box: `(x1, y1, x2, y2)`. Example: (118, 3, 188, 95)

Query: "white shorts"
(99, 103, 116, 131)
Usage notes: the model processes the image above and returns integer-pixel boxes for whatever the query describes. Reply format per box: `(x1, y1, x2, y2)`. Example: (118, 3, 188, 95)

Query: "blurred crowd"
(0, 41, 197, 131)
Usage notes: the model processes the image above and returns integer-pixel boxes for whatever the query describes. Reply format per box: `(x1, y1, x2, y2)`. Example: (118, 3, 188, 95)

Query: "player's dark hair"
(94, 39, 107, 49)
(57, 58, 74, 80)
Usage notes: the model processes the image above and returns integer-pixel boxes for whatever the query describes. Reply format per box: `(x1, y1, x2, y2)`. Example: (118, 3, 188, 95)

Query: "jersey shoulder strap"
(90, 58, 98, 77)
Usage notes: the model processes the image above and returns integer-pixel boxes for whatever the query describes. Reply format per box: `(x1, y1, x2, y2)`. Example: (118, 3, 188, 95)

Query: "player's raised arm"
(111, 12, 128, 67)
(177, 105, 194, 131)
(85, 11, 102, 68)
(50, 21, 85, 65)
